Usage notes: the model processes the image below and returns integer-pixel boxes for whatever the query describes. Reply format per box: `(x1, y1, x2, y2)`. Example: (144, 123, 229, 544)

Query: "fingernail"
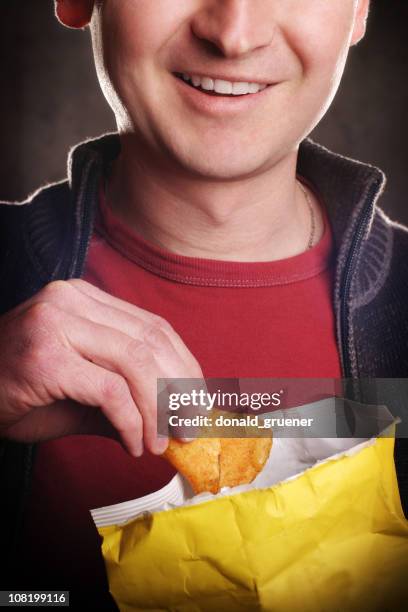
(154, 437, 169, 454)
(132, 441, 144, 458)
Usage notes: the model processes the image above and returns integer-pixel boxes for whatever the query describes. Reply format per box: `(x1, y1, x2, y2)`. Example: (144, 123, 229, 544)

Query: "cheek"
(95, 0, 194, 129)
(101, 2, 154, 69)
(100, 0, 191, 66)
(96, 0, 163, 119)
(285, 1, 356, 81)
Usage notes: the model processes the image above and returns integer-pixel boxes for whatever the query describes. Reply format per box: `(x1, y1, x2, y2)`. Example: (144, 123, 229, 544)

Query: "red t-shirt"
(19, 182, 341, 606)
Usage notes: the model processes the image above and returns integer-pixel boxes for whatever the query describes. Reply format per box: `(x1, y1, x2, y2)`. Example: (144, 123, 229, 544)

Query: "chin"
(168, 139, 277, 181)
(183, 154, 269, 181)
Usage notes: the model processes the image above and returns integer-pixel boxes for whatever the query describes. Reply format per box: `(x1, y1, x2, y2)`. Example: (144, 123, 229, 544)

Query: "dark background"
(1, 1, 407, 223)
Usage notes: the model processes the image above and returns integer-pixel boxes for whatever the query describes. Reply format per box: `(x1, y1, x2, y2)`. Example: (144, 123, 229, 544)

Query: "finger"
(59, 311, 182, 453)
(61, 355, 144, 457)
(68, 279, 201, 367)
(51, 282, 175, 355)
(20, 279, 202, 376)
(15, 347, 143, 456)
(2, 399, 121, 445)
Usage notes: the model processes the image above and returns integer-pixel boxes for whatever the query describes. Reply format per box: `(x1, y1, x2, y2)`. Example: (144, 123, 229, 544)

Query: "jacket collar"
(296, 139, 386, 249)
(68, 132, 386, 252)
(67, 133, 389, 319)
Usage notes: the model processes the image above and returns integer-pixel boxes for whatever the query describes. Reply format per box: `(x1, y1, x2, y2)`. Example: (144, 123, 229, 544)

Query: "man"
(1, 0, 407, 609)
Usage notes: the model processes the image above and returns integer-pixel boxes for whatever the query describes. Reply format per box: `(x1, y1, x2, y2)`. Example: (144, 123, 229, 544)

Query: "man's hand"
(0, 280, 203, 456)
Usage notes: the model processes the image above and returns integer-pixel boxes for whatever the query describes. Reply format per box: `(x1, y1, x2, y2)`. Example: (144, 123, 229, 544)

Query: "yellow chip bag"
(92, 420, 408, 611)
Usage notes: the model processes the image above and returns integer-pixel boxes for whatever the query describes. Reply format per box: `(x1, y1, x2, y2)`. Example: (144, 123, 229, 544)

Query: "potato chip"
(163, 438, 221, 494)
(164, 411, 272, 494)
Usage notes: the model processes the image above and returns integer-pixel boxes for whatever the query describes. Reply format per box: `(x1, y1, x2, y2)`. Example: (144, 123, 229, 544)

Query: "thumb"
(2, 399, 121, 446)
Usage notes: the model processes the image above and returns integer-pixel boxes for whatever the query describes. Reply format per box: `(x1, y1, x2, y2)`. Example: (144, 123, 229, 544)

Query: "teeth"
(232, 82, 250, 95)
(248, 82, 261, 94)
(201, 76, 214, 90)
(179, 73, 267, 95)
(214, 79, 233, 95)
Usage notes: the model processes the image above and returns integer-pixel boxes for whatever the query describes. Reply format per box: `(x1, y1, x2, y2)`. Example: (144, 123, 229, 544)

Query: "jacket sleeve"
(0, 201, 27, 314)
(0, 183, 73, 570)
(0, 181, 72, 314)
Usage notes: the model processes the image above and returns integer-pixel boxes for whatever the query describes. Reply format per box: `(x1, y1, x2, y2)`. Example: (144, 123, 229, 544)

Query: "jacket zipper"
(70, 157, 100, 279)
(339, 179, 383, 380)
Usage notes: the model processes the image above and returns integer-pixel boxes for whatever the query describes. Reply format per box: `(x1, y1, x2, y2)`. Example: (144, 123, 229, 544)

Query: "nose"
(191, 0, 276, 59)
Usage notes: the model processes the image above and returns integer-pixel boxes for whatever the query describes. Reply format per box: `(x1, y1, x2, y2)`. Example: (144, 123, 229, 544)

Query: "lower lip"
(173, 75, 272, 116)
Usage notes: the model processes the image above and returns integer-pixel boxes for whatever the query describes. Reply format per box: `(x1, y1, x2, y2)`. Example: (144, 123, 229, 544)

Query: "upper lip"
(173, 71, 273, 85)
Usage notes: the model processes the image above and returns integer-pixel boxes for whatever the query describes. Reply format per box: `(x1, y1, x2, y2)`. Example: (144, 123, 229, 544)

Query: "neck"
(106, 140, 324, 262)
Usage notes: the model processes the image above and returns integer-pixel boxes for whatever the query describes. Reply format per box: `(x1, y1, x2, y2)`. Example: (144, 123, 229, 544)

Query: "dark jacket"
(1, 134, 408, 568)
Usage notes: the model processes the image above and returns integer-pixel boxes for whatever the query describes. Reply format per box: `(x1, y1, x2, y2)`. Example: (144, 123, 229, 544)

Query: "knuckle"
(67, 278, 92, 293)
(67, 278, 87, 288)
(24, 301, 61, 331)
(151, 315, 174, 335)
(42, 280, 74, 303)
(125, 338, 151, 368)
(101, 374, 128, 404)
(143, 322, 168, 348)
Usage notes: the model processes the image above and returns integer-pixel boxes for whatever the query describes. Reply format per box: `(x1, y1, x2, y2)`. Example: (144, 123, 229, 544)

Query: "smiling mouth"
(174, 72, 269, 97)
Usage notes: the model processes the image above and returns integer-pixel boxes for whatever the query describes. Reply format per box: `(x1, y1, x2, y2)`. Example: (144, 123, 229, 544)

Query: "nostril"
(201, 38, 229, 59)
